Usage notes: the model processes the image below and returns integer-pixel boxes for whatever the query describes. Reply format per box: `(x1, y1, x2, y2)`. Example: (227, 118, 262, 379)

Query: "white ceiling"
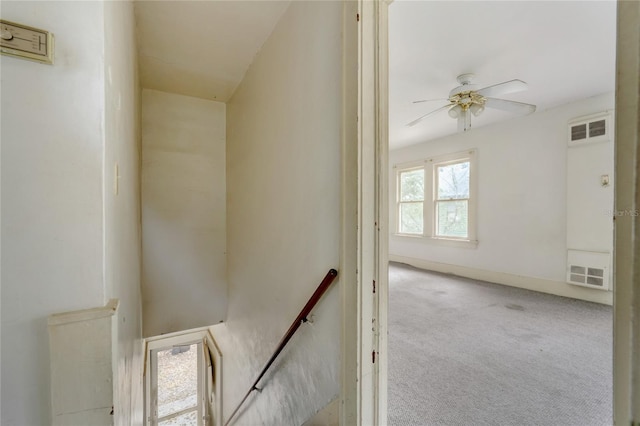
(389, 0, 617, 150)
(133, 1, 616, 143)
(134, 0, 290, 102)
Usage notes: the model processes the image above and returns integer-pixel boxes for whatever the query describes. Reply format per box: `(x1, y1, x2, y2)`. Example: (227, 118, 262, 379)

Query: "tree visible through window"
(435, 161, 470, 238)
(398, 168, 424, 234)
(396, 150, 476, 242)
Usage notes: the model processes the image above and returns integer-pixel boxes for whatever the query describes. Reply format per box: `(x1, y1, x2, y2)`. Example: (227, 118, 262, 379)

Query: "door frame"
(613, 1, 640, 423)
(351, 0, 640, 425)
(340, 0, 389, 424)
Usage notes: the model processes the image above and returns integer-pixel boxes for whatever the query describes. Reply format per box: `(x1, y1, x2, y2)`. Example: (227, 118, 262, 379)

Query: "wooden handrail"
(224, 268, 339, 426)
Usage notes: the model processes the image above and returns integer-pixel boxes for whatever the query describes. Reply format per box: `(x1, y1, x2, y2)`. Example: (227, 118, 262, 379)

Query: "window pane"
(159, 410, 198, 425)
(157, 343, 199, 419)
(437, 161, 469, 200)
(400, 169, 424, 201)
(399, 202, 423, 234)
(436, 200, 468, 238)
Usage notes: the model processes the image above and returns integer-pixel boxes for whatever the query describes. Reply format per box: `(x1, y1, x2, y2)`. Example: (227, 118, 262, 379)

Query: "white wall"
(1, 1, 144, 423)
(104, 1, 144, 423)
(141, 89, 227, 337)
(48, 300, 119, 425)
(389, 92, 615, 303)
(1, 3, 106, 424)
(217, 2, 343, 424)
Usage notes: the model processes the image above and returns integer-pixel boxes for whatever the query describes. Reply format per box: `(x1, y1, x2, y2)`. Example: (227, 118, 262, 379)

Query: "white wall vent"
(567, 250, 610, 290)
(568, 112, 611, 146)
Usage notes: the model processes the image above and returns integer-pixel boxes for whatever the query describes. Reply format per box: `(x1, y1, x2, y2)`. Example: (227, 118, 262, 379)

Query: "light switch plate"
(1, 19, 54, 64)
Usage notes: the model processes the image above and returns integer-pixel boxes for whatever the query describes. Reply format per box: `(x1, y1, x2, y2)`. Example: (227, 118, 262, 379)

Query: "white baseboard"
(389, 255, 613, 306)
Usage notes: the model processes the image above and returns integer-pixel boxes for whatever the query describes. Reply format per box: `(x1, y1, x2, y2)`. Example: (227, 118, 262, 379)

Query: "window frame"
(396, 162, 426, 235)
(394, 149, 477, 247)
(144, 328, 223, 426)
(149, 339, 204, 426)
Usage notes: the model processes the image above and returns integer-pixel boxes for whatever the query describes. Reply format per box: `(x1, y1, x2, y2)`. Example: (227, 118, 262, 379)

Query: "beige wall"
(141, 89, 227, 337)
(218, 2, 343, 424)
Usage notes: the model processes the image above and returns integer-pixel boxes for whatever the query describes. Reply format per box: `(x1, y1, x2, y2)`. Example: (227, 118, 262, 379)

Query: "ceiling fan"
(408, 73, 537, 131)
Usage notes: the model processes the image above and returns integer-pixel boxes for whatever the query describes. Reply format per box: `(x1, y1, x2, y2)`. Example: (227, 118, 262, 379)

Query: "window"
(395, 150, 477, 245)
(151, 342, 202, 425)
(435, 160, 470, 238)
(397, 167, 425, 234)
(145, 330, 223, 426)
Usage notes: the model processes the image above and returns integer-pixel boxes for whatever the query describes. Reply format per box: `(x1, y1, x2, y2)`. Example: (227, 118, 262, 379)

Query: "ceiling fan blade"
(476, 79, 527, 97)
(485, 97, 536, 115)
(412, 98, 448, 104)
(407, 104, 451, 127)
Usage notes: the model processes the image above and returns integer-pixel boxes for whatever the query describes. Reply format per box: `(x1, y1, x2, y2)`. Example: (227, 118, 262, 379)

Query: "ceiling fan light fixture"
(470, 103, 485, 117)
(448, 104, 463, 118)
(407, 74, 536, 129)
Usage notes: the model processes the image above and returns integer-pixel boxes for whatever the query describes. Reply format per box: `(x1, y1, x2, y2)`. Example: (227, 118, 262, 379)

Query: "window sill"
(393, 234, 478, 249)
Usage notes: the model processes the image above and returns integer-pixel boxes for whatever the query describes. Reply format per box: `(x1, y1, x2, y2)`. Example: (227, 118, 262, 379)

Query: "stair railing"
(224, 268, 339, 426)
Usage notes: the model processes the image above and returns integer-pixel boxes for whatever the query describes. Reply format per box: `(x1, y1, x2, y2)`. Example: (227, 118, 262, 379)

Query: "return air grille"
(571, 124, 587, 141)
(568, 113, 611, 146)
(568, 265, 605, 288)
(567, 250, 610, 290)
(589, 119, 606, 137)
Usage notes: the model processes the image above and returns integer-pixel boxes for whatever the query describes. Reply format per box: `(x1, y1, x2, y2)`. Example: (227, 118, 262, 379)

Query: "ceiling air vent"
(568, 112, 611, 146)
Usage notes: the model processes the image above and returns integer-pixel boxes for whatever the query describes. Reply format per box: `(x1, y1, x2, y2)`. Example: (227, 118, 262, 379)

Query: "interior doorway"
(383, 1, 623, 425)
